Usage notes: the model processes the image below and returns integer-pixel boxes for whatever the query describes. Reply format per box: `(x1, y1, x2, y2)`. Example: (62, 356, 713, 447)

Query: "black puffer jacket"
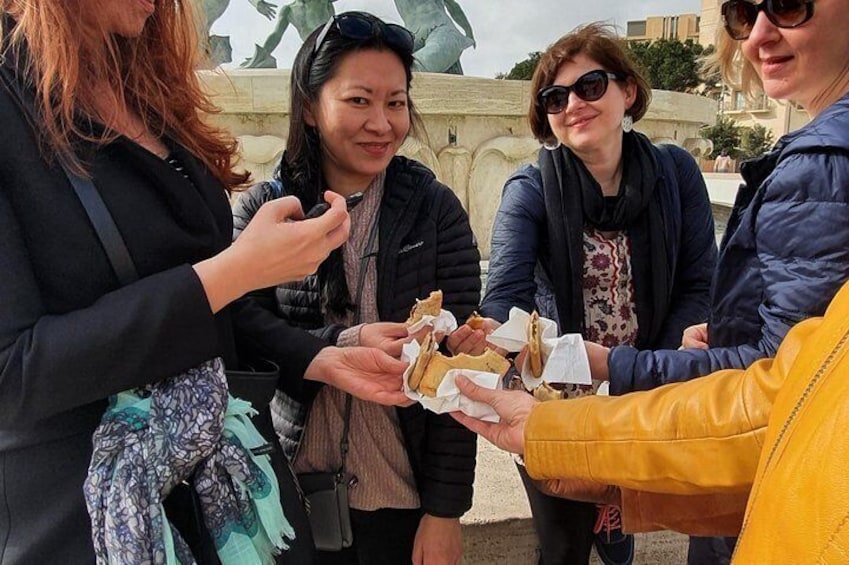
(232, 156, 482, 518)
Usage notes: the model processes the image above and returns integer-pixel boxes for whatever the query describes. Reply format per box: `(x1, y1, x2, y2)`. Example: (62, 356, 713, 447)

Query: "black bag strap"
(0, 65, 139, 285)
(64, 171, 140, 285)
(339, 207, 380, 475)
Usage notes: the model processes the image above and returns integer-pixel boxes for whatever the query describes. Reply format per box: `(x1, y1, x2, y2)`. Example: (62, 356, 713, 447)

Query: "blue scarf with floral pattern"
(84, 358, 294, 564)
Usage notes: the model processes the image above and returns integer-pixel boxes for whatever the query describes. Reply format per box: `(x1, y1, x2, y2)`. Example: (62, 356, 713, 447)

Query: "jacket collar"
(774, 92, 849, 157)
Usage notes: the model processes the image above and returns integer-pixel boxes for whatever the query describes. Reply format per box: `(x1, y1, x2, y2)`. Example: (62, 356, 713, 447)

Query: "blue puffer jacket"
(609, 94, 849, 394)
(481, 143, 716, 355)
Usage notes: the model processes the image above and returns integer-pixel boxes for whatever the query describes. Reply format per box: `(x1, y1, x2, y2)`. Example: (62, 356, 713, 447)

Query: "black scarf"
(539, 130, 670, 347)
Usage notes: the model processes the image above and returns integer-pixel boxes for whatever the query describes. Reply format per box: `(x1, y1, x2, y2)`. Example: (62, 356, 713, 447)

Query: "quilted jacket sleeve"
(430, 182, 482, 321)
(479, 166, 546, 322)
(232, 181, 272, 239)
(608, 150, 849, 394)
(420, 183, 481, 518)
(231, 182, 279, 314)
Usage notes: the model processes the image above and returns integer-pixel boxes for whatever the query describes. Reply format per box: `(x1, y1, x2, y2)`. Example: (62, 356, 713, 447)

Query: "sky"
(213, 0, 703, 79)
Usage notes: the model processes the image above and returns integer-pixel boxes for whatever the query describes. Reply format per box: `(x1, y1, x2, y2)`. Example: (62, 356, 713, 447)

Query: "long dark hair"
(279, 11, 422, 317)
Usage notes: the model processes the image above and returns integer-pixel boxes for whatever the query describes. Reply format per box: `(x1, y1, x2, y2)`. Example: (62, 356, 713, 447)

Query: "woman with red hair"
(0, 1, 408, 562)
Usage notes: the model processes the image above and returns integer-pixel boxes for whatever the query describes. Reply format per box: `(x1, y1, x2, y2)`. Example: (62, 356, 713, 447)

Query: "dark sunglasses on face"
(537, 70, 626, 115)
(313, 13, 415, 55)
(721, 0, 815, 40)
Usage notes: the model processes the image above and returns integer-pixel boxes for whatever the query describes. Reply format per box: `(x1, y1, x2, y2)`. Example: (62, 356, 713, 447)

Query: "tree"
(496, 51, 542, 80)
(739, 124, 775, 160)
(701, 115, 743, 158)
(625, 38, 705, 92)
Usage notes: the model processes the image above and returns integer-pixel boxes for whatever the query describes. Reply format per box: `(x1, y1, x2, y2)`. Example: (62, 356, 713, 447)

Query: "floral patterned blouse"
(581, 227, 639, 348)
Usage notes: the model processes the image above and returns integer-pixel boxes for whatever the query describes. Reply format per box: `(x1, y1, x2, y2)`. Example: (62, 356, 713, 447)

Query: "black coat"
(0, 57, 324, 562)
(232, 156, 482, 518)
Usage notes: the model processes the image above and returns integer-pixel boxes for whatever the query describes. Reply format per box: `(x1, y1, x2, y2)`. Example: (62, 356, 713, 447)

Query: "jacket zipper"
(734, 330, 849, 553)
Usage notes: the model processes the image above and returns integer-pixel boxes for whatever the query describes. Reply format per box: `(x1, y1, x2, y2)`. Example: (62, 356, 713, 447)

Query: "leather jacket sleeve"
(524, 314, 821, 494)
(619, 490, 746, 536)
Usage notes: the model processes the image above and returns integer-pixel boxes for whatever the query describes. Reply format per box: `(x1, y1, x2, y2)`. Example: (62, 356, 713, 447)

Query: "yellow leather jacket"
(524, 279, 849, 563)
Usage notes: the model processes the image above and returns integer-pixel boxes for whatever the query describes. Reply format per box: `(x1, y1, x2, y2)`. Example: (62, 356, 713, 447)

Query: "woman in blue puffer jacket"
(447, 23, 718, 565)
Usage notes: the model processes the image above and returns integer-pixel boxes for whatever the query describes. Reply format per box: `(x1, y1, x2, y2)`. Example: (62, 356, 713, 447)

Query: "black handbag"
(297, 471, 355, 551)
(296, 394, 356, 551)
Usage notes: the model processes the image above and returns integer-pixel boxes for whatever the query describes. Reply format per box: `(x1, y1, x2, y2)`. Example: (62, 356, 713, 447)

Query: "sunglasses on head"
(537, 70, 626, 115)
(721, 0, 815, 40)
(313, 13, 415, 55)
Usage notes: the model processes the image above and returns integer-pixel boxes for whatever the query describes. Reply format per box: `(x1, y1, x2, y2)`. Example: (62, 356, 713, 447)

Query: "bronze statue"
(393, 0, 475, 74)
(241, 0, 338, 68)
(198, 0, 277, 67)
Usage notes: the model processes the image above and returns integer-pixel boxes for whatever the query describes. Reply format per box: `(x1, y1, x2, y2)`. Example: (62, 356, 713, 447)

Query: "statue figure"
(198, 0, 277, 68)
(241, 0, 338, 68)
(393, 0, 475, 74)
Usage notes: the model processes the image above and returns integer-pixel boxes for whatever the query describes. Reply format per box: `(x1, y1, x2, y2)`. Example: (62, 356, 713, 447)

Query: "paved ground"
(461, 439, 689, 564)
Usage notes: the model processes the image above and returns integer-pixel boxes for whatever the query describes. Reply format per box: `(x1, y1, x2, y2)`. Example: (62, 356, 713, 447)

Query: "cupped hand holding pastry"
(451, 375, 536, 455)
(447, 313, 504, 356)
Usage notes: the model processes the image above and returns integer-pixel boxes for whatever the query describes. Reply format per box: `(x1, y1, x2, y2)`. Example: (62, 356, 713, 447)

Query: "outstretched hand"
(306, 346, 412, 407)
(450, 375, 537, 455)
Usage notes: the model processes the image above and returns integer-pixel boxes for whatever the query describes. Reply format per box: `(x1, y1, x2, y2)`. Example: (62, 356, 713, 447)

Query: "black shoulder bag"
(295, 210, 380, 552)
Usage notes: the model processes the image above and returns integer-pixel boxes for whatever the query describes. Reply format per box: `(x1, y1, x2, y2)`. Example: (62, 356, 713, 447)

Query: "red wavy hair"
(1, 0, 248, 189)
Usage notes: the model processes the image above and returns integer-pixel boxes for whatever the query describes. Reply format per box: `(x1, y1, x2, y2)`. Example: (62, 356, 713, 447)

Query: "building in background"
(698, 0, 720, 47)
(626, 13, 700, 43)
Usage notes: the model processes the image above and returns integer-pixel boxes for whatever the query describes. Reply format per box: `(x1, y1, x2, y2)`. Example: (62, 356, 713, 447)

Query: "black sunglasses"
(313, 13, 415, 55)
(721, 0, 815, 40)
(537, 70, 626, 115)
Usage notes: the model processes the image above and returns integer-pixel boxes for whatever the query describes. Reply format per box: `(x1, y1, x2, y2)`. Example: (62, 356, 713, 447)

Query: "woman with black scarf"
(449, 22, 717, 565)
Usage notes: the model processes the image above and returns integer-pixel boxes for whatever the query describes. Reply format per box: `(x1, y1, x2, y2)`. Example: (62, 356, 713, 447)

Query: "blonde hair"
(0, 0, 248, 189)
(702, 24, 763, 96)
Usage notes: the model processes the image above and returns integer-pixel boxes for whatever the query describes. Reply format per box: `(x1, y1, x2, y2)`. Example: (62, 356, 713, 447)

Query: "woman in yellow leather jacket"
(455, 274, 849, 563)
